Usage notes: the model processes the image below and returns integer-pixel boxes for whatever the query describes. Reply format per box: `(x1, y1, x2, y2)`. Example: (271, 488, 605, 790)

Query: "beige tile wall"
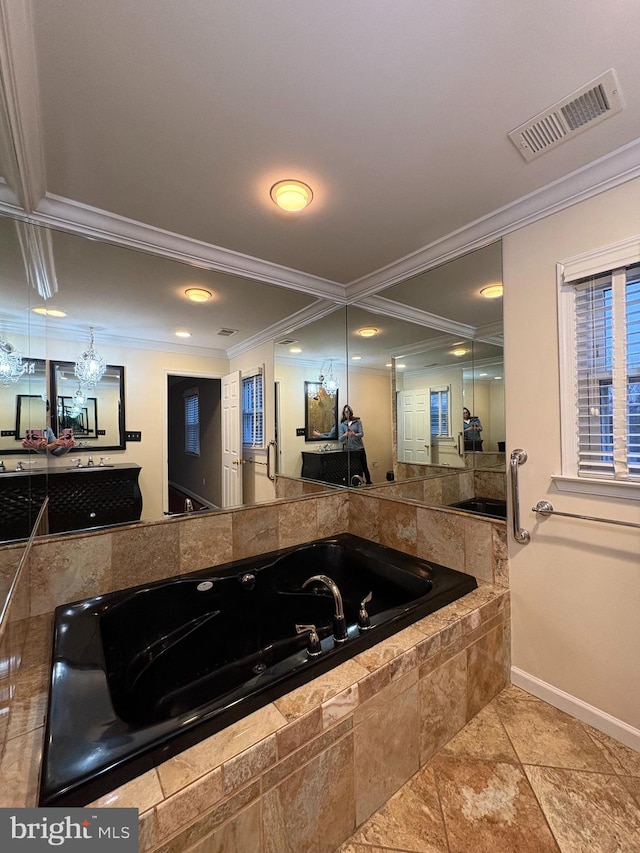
(0, 489, 510, 853)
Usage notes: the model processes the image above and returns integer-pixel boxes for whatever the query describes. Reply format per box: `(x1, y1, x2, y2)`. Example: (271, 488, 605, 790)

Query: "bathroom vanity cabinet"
(301, 449, 352, 485)
(0, 463, 143, 541)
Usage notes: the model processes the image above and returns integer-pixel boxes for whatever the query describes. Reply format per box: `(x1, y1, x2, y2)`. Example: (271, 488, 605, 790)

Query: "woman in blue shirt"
(339, 405, 372, 484)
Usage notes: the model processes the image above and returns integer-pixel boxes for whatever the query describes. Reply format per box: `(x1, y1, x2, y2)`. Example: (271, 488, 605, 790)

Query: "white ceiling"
(1, 0, 639, 362)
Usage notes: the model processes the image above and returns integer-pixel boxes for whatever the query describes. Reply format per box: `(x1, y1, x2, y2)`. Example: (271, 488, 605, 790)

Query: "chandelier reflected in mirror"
(318, 359, 339, 395)
(0, 336, 34, 386)
(74, 327, 106, 388)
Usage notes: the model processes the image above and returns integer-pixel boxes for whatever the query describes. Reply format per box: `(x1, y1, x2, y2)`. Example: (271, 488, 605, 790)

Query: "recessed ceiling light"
(290, 347, 302, 353)
(351, 355, 362, 361)
(358, 328, 378, 337)
(32, 307, 67, 317)
(480, 284, 503, 299)
(175, 330, 192, 338)
(185, 288, 213, 302)
(479, 372, 488, 377)
(451, 348, 469, 357)
(270, 180, 313, 211)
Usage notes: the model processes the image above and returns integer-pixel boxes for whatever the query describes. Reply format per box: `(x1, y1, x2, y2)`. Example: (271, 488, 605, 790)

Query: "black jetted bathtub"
(40, 533, 477, 806)
(448, 497, 507, 520)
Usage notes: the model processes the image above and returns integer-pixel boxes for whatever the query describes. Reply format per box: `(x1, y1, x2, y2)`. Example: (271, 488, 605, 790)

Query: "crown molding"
(345, 138, 640, 301)
(0, 0, 46, 211)
(358, 294, 476, 338)
(226, 298, 343, 360)
(32, 193, 347, 302)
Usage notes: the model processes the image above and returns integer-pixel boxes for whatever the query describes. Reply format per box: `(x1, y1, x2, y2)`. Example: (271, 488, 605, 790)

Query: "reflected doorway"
(166, 375, 222, 512)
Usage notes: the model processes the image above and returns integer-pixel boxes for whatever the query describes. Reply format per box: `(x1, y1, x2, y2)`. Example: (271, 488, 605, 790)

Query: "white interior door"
(397, 390, 431, 462)
(222, 370, 242, 507)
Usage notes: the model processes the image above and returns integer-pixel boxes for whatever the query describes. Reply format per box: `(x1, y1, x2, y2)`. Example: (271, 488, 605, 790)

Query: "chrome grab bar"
(510, 449, 530, 544)
(533, 501, 640, 530)
(267, 439, 276, 481)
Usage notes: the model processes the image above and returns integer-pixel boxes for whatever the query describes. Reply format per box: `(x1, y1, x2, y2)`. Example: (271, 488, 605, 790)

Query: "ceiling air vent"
(508, 69, 624, 162)
(217, 328, 238, 337)
(276, 338, 299, 346)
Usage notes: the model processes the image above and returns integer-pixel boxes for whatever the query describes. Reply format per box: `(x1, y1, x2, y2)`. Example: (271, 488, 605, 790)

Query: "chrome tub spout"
(302, 574, 348, 643)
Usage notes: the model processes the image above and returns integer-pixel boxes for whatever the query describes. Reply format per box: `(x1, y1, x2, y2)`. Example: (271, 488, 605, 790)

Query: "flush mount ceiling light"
(185, 288, 213, 303)
(480, 284, 503, 299)
(175, 330, 192, 338)
(451, 348, 469, 357)
(270, 180, 313, 212)
(358, 327, 378, 338)
(289, 347, 302, 354)
(32, 307, 67, 317)
(74, 327, 106, 388)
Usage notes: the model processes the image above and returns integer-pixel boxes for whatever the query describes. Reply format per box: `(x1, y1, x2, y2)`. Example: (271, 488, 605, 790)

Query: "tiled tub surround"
(370, 467, 506, 505)
(0, 489, 509, 850)
(1, 585, 510, 852)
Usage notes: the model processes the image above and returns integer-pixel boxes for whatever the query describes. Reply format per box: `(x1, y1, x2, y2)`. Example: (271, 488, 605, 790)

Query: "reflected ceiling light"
(385, 362, 392, 368)
(185, 288, 213, 302)
(396, 363, 406, 369)
(358, 327, 378, 337)
(479, 372, 488, 377)
(451, 348, 469, 357)
(289, 346, 302, 353)
(480, 284, 503, 299)
(351, 355, 362, 361)
(32, 307, 67, 317)
(74, 327, 106, 388)
(494, 375, 503, 380)
(0, 336, 34, 385)
(270, 180, 313, 211)
(175, 330, 192, 338)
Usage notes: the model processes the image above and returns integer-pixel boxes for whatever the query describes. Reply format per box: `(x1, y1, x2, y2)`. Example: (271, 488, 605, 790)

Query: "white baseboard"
(510, 666, 640, 752)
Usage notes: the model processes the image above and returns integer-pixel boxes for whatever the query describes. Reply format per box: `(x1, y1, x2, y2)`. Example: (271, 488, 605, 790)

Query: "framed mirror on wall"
(304, 381, 339, 441)
(50, 361, 125, 450)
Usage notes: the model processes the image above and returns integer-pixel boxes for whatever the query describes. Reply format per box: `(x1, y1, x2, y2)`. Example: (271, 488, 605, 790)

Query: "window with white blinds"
(430, 387, 450, 436)
(242, 371, 264, 447)
(571, 263, 640, 480)
(184, 389, 200, 456)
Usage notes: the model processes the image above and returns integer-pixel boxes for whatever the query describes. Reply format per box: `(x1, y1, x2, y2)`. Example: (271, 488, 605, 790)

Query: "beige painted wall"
(503, 176, 640, 731)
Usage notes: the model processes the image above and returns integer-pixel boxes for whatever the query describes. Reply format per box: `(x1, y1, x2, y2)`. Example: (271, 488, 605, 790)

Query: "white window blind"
(573, 263, 640, 480)
(184, 389, 200, 456)
(430, 387, 450, 436)
(242, 370, 264, 447)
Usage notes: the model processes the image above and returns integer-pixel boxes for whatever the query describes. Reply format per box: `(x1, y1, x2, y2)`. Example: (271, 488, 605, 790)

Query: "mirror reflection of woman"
(462, 407, 483, 451)
(339, 405, 372, 484)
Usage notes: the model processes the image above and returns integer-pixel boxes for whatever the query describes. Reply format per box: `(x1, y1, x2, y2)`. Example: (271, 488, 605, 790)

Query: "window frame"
(242, 366, 264, 450)
(556, 235, 640, 500)
(429, 385, 451, 438)
(183, 387, 200, 457)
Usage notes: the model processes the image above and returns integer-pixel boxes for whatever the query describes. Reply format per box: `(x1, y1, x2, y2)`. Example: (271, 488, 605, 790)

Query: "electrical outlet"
(125, 430, 142, 442)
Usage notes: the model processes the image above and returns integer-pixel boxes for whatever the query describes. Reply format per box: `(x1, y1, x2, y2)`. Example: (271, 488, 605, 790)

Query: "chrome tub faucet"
(302, 574, 348, 643)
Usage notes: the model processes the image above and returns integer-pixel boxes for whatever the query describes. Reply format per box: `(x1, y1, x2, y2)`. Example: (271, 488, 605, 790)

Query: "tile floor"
(337, 684, 640, 853)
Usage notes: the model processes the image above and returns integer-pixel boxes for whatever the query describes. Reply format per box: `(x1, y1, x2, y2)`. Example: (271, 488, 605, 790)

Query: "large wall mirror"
(0, 208, 503, 555)
(276, 242, 504, 486)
